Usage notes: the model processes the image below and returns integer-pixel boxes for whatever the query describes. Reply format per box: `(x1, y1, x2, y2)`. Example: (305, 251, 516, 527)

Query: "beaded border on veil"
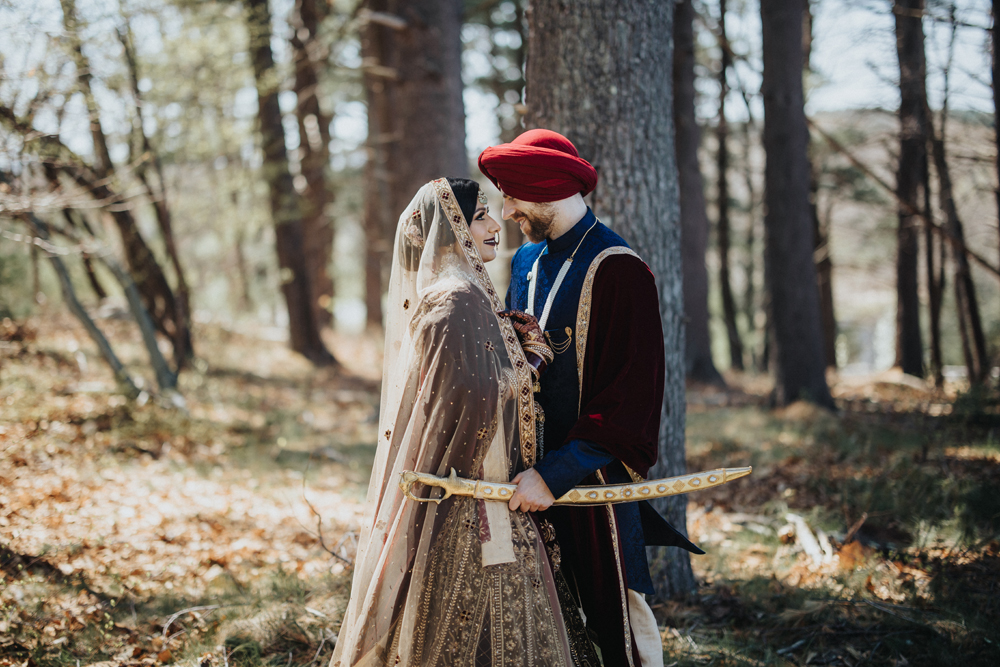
(429, 177, 538, 467)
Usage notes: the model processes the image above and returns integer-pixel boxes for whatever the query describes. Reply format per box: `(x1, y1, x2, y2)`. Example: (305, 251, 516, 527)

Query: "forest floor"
(1, 311, 998, 667)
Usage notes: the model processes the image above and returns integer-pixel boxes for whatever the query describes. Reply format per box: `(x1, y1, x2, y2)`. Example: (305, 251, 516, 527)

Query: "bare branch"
(807, 117, 1000, 280)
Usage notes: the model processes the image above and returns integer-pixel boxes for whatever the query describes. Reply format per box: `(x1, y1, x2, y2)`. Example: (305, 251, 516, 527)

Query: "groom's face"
(501, 194, 556, 243)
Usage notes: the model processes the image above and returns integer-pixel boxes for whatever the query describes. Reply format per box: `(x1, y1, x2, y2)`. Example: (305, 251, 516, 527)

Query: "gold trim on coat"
(576, 245, 643, 667)
(430, 178, 538, 467)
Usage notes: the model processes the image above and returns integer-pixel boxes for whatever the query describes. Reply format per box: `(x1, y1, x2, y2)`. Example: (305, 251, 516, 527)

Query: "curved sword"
(398, 466, 752, 506)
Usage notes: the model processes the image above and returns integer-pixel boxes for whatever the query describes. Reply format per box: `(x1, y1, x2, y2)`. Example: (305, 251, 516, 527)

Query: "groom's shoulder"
(591, 221, 630, 251)
(586, 225, 654, 283)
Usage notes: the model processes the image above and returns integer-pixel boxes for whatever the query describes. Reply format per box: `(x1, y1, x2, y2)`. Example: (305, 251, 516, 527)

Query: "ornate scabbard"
(398, 466, 752, 506)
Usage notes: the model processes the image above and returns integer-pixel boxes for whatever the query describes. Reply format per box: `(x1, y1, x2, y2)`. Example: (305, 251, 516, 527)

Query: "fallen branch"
(162, 605, 225, 639)
(844, 512, 869, 545)
(300, 454, 353, 566)
(301, 488, 353, 566)
(785, 513, 827, 566)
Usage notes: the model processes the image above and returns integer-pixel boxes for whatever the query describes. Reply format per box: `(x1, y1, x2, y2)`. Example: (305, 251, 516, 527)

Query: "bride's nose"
(488, 215, 502, 234)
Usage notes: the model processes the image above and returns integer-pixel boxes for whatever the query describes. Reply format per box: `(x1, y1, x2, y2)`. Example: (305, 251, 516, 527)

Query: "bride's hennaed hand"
(497, 309, 544, 343)
(497, 310, 553, 377)
(508, 469, 555, 512)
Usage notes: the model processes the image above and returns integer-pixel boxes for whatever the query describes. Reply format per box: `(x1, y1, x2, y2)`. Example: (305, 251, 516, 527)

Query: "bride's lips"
(484, 235, 499, 247)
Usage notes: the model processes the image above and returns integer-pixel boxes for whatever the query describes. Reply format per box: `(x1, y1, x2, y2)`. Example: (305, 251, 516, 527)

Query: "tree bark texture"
(811, 175, 837, 368)
(360, 0, 468, 328)
(716, 0, 744, 373)
(361, 0, 399, 328)
(60, 0, 191, 367)
(804, 0, 836, 370)
(525, 0, 695, 598)
(924, 180, 944, 386)
(292, 0, 335, 329)
(893, 0, 928, 377)
(244, 0, 335, 365)
(391, 0, 468, 209)
(994, 1, 999, 274)
(760, 0, 834, 408)
(740, 121, 765, 372)
(674, 0, 724, 386)
(929, 118, 988, 384)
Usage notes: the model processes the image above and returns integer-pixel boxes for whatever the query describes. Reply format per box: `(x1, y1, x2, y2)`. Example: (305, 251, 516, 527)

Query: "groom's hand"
(508, 469, 555, 512)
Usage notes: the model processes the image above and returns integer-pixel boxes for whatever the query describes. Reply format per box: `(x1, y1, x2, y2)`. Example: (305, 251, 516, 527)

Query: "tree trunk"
(360, 0, 467, 329)
(490, 1, 527, 250)
(99, 255, 179, 393)
(674, 0, 724, 386)
(391, 0, 468, 212)
(361, 0, 399, 329)
(760, 0, 834, 408)
(741, 120, 764, 372)
(244, 0, 335, 365)
(811, 166, 837, 368)
(893, 0, 927, 378)
(60, 0, 191, 366)
(717, 0, 744, 373)
(118, 19, 194, 368)
(929, 117, 988, 384)
(924, 172, 943, 386)
(526, 0, 695, 598)
(292, 0, 336, 329)
(234, 227, 254, 313)
(994, 1, 999, 275)
(26, 216, 140, 399)
(62, 209, 108, 301)
(804, 1, 836, 369)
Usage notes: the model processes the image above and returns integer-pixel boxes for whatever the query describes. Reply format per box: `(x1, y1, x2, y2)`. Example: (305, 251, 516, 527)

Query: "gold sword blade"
(398, 466, 752, 505)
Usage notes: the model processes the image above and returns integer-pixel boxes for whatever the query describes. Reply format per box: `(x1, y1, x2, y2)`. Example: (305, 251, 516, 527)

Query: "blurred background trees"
(1, 0, 998, 379)
(1, 0, 999, 593)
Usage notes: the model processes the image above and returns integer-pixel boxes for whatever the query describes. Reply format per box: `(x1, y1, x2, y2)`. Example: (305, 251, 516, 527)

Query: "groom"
(480, 129, 702, 667)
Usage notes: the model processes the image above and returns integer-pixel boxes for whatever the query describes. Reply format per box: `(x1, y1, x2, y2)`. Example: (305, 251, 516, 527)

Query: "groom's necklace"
(526, 220, 599, 331)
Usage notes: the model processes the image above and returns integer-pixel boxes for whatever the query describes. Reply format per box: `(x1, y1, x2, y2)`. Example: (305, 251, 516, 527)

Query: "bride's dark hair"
(446, 177, 481, 225)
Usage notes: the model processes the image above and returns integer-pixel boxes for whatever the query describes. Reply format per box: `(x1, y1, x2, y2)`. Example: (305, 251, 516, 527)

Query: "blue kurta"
(505, 209, 655, 594)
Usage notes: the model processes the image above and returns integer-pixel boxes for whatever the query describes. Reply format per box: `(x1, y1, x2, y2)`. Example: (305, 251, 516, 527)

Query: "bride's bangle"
(523, 349, 547, 379)
(522, 340, 554, 364)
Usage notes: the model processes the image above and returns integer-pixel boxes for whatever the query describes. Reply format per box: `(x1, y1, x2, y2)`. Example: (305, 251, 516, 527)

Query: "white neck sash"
(525, 221, 598, 331)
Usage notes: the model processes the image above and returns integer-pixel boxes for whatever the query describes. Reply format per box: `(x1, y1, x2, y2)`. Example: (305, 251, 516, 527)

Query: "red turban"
(478, 129, 598, 203)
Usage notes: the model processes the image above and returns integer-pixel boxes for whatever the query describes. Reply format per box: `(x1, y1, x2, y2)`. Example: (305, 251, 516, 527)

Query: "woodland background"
(1, 0, 999, 666)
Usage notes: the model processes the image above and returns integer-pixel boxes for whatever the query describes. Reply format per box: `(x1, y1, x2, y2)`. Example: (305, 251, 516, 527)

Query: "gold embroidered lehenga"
(330, 179, 574, 667)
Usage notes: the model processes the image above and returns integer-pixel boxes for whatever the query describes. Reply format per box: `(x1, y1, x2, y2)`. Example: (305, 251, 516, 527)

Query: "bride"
(331, 178, 581, 667)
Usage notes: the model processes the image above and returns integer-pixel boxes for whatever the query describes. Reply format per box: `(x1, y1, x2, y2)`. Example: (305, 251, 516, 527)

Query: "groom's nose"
(501, 197, 518, 220)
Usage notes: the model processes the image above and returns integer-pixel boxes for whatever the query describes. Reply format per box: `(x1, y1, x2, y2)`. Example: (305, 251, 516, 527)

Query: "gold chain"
(544, 326, 574, 355)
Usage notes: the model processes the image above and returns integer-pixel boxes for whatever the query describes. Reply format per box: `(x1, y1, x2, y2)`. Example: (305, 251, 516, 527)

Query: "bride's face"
(469, 202, 502, 262)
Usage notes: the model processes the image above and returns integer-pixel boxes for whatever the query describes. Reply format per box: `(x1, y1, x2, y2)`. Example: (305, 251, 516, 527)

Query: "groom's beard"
(513, 204, 556, 243)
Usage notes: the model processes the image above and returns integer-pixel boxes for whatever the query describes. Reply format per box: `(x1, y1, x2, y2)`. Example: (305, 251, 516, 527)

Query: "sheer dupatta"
(331, 179, 571, 667)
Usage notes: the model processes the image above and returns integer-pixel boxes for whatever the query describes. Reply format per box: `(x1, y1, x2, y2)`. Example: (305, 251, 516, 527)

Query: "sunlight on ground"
(2, 314, 998, 667)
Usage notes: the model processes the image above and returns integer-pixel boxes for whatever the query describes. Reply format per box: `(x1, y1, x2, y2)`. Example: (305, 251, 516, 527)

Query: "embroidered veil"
(330, 179, 573, 667)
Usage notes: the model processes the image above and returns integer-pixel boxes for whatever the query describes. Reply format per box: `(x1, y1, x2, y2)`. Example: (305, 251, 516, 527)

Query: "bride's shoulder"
(412, 279, 490, 328)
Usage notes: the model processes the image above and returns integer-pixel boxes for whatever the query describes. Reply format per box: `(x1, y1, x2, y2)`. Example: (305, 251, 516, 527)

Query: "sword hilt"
(399, 468, 478, 504)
